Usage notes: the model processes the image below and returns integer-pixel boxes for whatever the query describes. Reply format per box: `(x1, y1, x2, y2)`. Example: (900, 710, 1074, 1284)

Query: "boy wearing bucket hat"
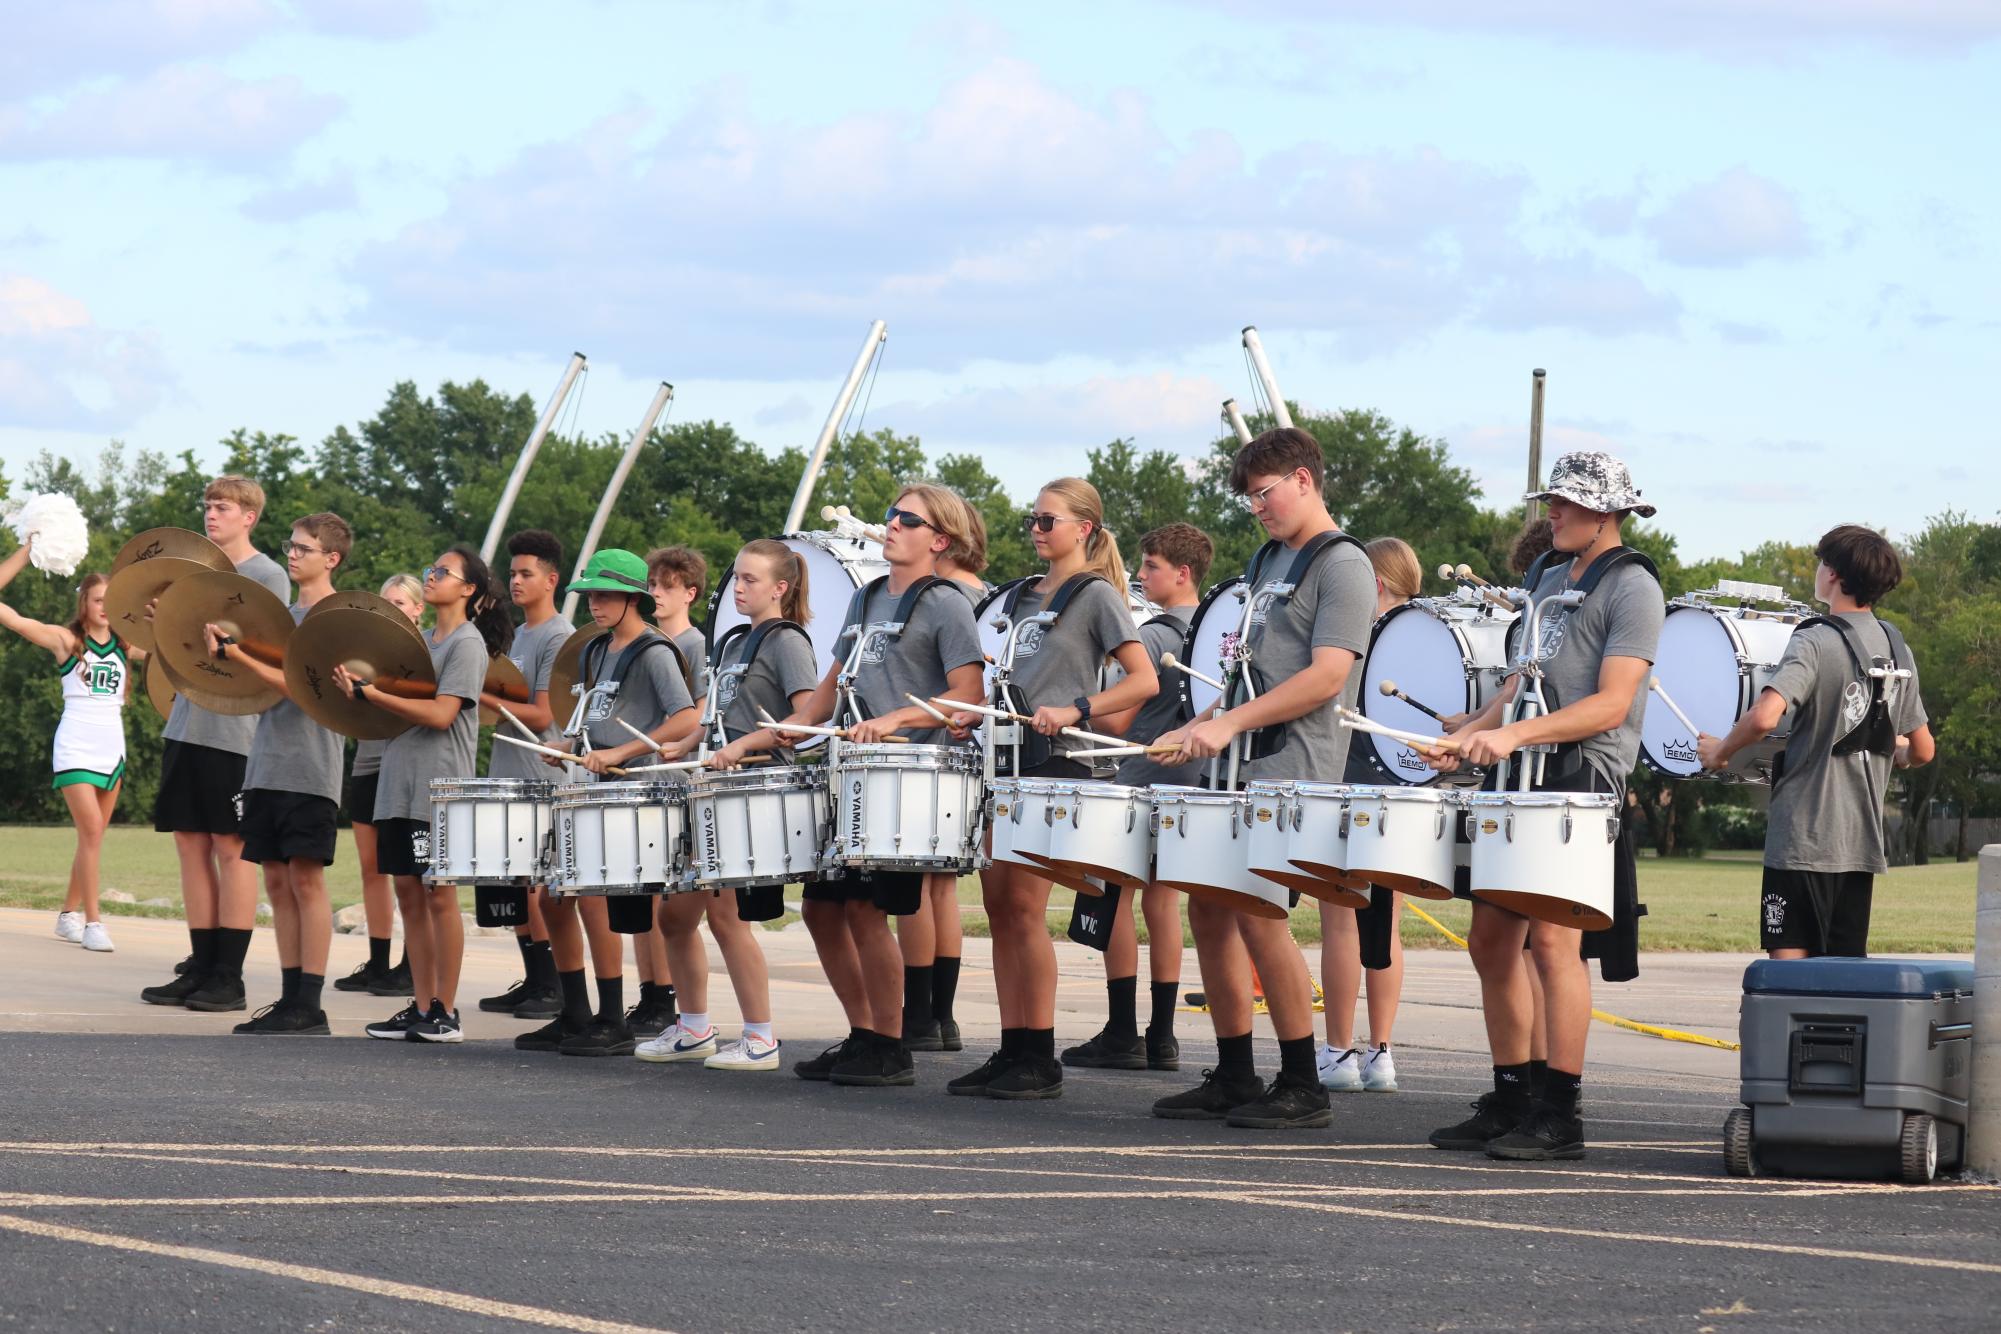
(1424, 451, 1664, 1162)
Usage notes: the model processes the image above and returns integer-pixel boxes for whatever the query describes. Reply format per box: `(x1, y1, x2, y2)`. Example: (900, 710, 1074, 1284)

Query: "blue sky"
(3, 0, 1995, 560)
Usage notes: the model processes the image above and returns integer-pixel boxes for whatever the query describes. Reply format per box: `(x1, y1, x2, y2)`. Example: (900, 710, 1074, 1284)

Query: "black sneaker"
(559, 1017, 637, 1057)
(793, 1038, 849, 1081)
(365, 1003, 424, 1041)
(140, 971, 204, 1007)
(379, 958, 413, 996)
(830, 1035, 916, 1087)
(1061, 1027, 1146, 1070)
(985, 1055, 1063, 1100)
(184, 973, 247, 1013)
(1428, 1093, 1527, 1151)
(232, 1002, 288, 1035)
(1153, 1069, 1266, 1121)
(1484, 1103, 1586, 1161)
(333, 960, 388, 994)
(173, 953, 195, 976)
(1146, 1027, 1181, 1071)
(264, 1005, 331, 1035)
(512, 984, 563, 1021)
(624, 994, 678, 1039)
(904, 1019, 944, 1053)
(937, 1019, 963, 1052)
(478, 977, 534, 1013)
(1226, 1073, 1333, 1129)
(515, 1012, 586, 1052)
(946, 1050, 1013, 1097)
(410, 1002, 464, 1044)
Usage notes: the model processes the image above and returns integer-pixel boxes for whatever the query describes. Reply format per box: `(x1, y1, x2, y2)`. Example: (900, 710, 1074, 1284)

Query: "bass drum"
(707, 531, 888, 675)
(1358, 599, 1515, 786)
(1642, 602, 1802, 782)
(1176, 576, 1247, 718)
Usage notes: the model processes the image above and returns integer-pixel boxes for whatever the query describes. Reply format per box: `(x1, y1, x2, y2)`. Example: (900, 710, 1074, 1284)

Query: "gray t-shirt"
(487, 611, 574, 780)
(1118, 606, 1203, 788)
(715, 623, 822, 742)
(672, 626, 710, 702)
(243, 604, 343, 803)
(833, 579, 985, 745)
(1003, 577, 1137, 712)
(1519, 557, 1665, 794)
(1241, 537, 1376, 784)
(374, 620, 487, 823)
(162, 550, 290, 756)
(579, 629, 696, 752)
(351, 738, 384, 778)
(1763, 614, 1927, 874)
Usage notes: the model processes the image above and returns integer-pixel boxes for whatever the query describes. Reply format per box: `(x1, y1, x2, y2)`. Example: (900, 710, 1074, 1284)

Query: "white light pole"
(1222, 398, 1253, 445)
(783, 320, 888, 534)
(561, 381, 673, 623)
(481, 351, 587, 565)
(1240, 326, 1293, 429)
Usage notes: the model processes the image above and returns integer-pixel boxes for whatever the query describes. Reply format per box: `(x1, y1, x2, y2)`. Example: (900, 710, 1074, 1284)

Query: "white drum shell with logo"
(686, 765, 827, 890)
(550, 780, 686, 894)
(1359, 599, 1516, 786)
(429, 778, 552, 884)
(831, 743, 982, 872)
(1344, 786, 1458, 900)
(1464, 792, 1619, 930)
(1242, 780, 1363, 906)
(1041, 781, 1155, 889)
(1176, 576, 1248, 719)
(1150, 786, 1289, 919)
(1643, 603, 1800, 782)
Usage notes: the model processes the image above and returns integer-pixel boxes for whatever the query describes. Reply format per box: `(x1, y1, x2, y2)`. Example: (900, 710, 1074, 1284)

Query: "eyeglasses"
(883, 505, 936, 532)
(1236, 473, 1298, 513)
(423, 565, 467, 584)
(1023, 512, 1083, 534)
(281, 541, 325, 557)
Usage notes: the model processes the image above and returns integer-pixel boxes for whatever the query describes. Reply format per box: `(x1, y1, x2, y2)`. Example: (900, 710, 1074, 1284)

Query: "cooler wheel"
(1899, 1113, 1938, 1185)
(1722, 1107, 1757, 1178)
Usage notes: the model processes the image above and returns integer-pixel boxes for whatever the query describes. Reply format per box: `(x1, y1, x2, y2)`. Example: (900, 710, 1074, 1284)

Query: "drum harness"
(986, 572, 1108, 783)
(1772, 613, 1916, 784)
(706, 618, 810, 761)
(561, 630, 694, 764)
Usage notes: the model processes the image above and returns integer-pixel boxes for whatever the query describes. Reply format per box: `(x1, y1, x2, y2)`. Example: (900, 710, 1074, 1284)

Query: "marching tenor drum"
(1243, 780, 1365, 907)
(1269, 780, 1373, 908)
(1358, 598, 1515, 786)
(1040, 781, 1155, 890)
(988, 777, 1058, 869)
(1343, 786, 1458, 901)
(429, 778, 552, 883)
(686, 765, 827, 889)
(1643, 590, 1806, 783)
(1463, 791, 1619, 930)
(550, 780, 687, 895)
(1150, 786, 1289, 920)
(831, 743, 982, 872)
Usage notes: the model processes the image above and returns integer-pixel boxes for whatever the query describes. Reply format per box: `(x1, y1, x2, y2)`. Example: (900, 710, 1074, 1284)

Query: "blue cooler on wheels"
(1726, 958, 1973, 1183)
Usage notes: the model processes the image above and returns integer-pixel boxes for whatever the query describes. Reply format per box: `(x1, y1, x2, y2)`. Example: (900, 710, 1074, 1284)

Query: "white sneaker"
(1317, 1043, 1364, 1092)
(704, 1033, 782, 1071)
(635, 1022, 718, 1063)
(1362, 1044, 1398, 1092)
(81, 922, 115, 953)
(54, 911, 84, 943)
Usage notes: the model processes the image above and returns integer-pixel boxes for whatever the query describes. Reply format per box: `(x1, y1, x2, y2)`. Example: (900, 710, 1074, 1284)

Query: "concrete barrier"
(1969, 845, 2001, 1175)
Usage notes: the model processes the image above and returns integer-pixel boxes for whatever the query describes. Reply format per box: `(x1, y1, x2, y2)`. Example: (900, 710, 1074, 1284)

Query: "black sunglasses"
(1022, 512, 1083, 534)
(884, 505, 936, 532)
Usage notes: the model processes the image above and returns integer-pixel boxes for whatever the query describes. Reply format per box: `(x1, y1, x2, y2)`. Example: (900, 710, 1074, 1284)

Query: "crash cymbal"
(284, 607, 435, 741)
(308, 589, 420, 623)
(152, 571, 296, 709)
(143, 656, 179, 723)
(480, 653, 529, 728)
(145, 640, 266, 717)
(104, 557, 217, 654)
(109, 528, 231, 577)
(547, 625, 608, 719)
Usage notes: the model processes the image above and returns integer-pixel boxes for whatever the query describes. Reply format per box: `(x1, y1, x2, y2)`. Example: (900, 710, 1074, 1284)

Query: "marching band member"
(1424, 452, 1665, 1161)
(1153, 429, 1375, 1129)
(344, 544, 514, 1044)
(1062, 522, 1211, 1075)
(780, 483, 988, 1088)
(637, 539, 818, 1071)
(0, 536, 127, 955)
(948, 477, 1156, 1102)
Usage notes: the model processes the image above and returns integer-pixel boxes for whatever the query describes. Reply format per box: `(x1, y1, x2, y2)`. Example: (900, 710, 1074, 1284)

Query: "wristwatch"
(1074, 695, 1093, 722)
(350, 680, 368, 702)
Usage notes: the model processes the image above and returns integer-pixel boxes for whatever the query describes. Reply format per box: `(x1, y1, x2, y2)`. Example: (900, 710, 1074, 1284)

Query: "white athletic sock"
(680, 1011, 711, 1036)
(743, 1021, 774, 1043)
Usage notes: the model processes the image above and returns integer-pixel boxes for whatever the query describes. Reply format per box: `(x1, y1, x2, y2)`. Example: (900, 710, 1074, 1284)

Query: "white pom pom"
(6, 493, 90, 577)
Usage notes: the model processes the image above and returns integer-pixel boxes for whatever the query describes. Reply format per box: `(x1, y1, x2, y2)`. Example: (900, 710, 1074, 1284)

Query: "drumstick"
(1377, 678, 1445, 721)
(626, 755, 774, 772)
(1449, 563, 1517, 610)
(927, 696, 1132, 750)
(1159, 653, 1224, 691)
(755, 711, 909, 743)
(904, 692, 952, 723)
(497, 704, 542, 744)
(615, 717, 673, 755)
(1336, 706, 1444, 752)
(1649, 676, 1701, 738)
(495, 733, 630, 776)
(1062, 745, 1149, 760)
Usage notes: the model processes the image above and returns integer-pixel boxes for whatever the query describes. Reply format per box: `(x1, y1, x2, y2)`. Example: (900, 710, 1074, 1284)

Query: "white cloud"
(241, 169, 359, 220)
(1475, 252, 1682, 336)
(879, 371, 1229, 446)
(0, 275, 172, 430)
(1646, 167, 1810, 267)
(0, 0, 275, 97)
(0, 66, 341, 165)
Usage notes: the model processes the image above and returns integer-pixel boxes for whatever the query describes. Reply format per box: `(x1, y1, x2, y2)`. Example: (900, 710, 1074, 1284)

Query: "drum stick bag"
(1066, 880, 1123, 951)
(1794, 615, 1911, 762)
(606, 892, 655, 934)
(1357, 886, 1395, 971)
(474, 882, 529, 929)
(735, 884, 786, 923)
(1238, 532, 1365, 761)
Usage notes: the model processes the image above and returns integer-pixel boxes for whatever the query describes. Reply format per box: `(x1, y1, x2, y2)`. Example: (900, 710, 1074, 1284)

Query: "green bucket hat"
(568, 549, 654, 615)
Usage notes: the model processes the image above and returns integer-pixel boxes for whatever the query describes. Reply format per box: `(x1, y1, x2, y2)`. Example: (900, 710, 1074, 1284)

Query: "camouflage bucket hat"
(1525, 451, 1656, 518)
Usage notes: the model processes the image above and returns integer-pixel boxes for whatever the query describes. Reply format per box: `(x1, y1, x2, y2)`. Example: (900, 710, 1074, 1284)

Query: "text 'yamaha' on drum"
(428, 778, 552, 884)
(549, 780, 687, 895)
(1359, 597, 1515, 786)
(1643, 589, 1806, 783)
(685, 764, 827, 889)
(832, 743, 982, 873)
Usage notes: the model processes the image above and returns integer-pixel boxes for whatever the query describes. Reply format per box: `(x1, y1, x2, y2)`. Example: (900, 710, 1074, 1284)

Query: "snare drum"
(1643, 599, 1803, 783)
(1244, 781, 1366, 907)
(550, 780, 687, 895)
(1359, 598, 1515, 786)
(1150, 786, 1289, 920)
(1344, 786, 1458, 901)
(831, 743, 982, 872)
(429, 778, 552, 884)
(686, 765, 827, 889)
(1040, 781, 1154, 890)
(1463, 791, 1619, 930)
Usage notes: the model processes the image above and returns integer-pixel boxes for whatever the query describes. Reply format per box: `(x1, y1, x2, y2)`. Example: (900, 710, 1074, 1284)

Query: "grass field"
(1, 825, 1978, 954)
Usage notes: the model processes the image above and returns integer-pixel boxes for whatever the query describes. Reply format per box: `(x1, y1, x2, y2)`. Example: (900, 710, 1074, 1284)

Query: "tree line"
(1, 378, 1993, 861)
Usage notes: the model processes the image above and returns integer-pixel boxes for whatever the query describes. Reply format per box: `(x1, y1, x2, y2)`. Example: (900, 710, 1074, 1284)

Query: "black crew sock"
(1542, 1068, 1583, 1116)
(1027, 1028, 1056, 1060)
(516, 934, 537, 974)
(1277, 1035, 1318, 1087)
(999, 1027, 1025, 1059)
(1216, 1032, 1256, 1083)
(296, 973, 324, 1011)
(1528, 1058, 1550, 1097)
(903, 965, 935, 1030)
(527, 940, 557, 989)
(280, 967, 302, 1004)
(595, 975, 624, 1023)
(932, 956, 962, 1023)
(367, 936, 391, 971)
(1149, 981, 1178, 1035)
(393, 948, 409, 973)
(1104, 976, 1138, 1040)
(657, 983, 677, 1018)
(1493, 1062, 1534, 1110)
(189, 927, 218, 979)
(214, 928, 253, 979)
(557, 969, 591, 1026)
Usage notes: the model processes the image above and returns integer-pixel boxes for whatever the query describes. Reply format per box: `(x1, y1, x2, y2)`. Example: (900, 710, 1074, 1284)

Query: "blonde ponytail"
(738, 538, 812, 625)
(1038, 477, 1125, 591)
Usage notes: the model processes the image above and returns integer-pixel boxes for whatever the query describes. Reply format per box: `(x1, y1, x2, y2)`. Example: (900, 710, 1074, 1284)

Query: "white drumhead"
(1643, 606, 1747, 776)
(1179, 577, 1246, 717)
(708, 533, 887, 673)
(1359, 602, 1472, 785)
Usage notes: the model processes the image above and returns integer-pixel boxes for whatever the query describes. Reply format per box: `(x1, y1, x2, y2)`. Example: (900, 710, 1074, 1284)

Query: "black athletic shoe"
(937, 1019, 963, 1052)
(478, 977, 534, 1013)
(903, 1019, 944, 1053)
(793, 1039, 849, 1081)
(1427, 1093, 1527, 1151)
(184, 973, 247, 1013)
(946, 1050, 1013, 1097)
(559, 1017, 638, 1058)
(512, 984, 562, 1021)
(365, 1003, 424, 1041)
(378, 959, 413, 996)
(232, 1002, 288, 1035)
(1146, 1028, 1181, 1071)
(1226, 1073, 1334, 1129)
(1061, 1027, 1146, 1071)
(410, 1003, 464, 1044)
(830, 1036, 916, 1087)
(1484, 1104, 1586, 1161)
(1153, 1069, 1267, 1121)
(241, 1003, 331, 1036)
(140, 971, 204, 1007)
(173, 953, 195, 976)
(624, 994, 678, 1039)
(515, 1013, 586, 1052)
(985, 1055, 1063, 1100)
(333, 960, 389, 994)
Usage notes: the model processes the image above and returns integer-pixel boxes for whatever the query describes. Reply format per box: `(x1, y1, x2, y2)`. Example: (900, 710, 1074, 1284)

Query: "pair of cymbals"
(142, 656, 179, 722)
(151, 571, 296, 715)
(285, 606, 436, 741)
(547, 625, 608, 715)
(104, 529, 232, 654)
(481, 655, 529, 728)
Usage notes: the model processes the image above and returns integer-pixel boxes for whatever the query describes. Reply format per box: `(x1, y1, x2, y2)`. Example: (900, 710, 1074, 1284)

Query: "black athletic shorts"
(152, 740, 247, 835)
(802, 869, 924, 916)
(239, 789, 339, 866)
(1761, 867, 1874, 957)
(344, 772, 380, 827)
(374, 817, 433, 878)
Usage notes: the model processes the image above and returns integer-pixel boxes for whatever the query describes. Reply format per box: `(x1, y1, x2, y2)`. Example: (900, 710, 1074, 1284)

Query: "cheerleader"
(0, 538, 126, 954)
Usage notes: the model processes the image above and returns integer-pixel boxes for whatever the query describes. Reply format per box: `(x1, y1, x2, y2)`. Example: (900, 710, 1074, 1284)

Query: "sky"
(2, 0, 1996, 561)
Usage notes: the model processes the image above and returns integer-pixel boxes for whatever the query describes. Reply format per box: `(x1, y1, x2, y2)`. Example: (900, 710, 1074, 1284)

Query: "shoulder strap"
(999, 571, 1104, 623)
(739, 618, 808, 666)
(1521, 545, 1659, 596)
(891, 574, 947, 626)
(1243, 538, 1283, 590)
(592, 631, 687, 691)
(1281, 530, 1364, 586)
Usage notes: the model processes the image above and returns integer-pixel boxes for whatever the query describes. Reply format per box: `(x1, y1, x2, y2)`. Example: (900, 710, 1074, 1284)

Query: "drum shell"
(686, 765, 827, 890)
(1642, 603, 1800, 783)
(1150, 786, 1290, 920)
(832, 743, 981, 872)
(1344, 786, 1458, 901)
(1284, 781, 1374, 908)
(1358, 599, 1515, 787)
(1243, 781, 1366, 908)
(1041, 782, 1155, 889)
(988, 777, 1063, 870)
(1465, 792, 1618, 930)
(550, 781, 686, 894)
(429, 778, 552, 884)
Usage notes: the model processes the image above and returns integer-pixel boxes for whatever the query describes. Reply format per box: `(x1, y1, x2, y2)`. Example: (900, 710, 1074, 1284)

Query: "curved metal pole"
(783, 320, 887, 533)
(481, 351, 587, 564)
(561, 381, 673, 622)
(1526, 368, 1548, 521)
(1240, 326, 1293, 429)
(1222, 398, 1253, 445)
